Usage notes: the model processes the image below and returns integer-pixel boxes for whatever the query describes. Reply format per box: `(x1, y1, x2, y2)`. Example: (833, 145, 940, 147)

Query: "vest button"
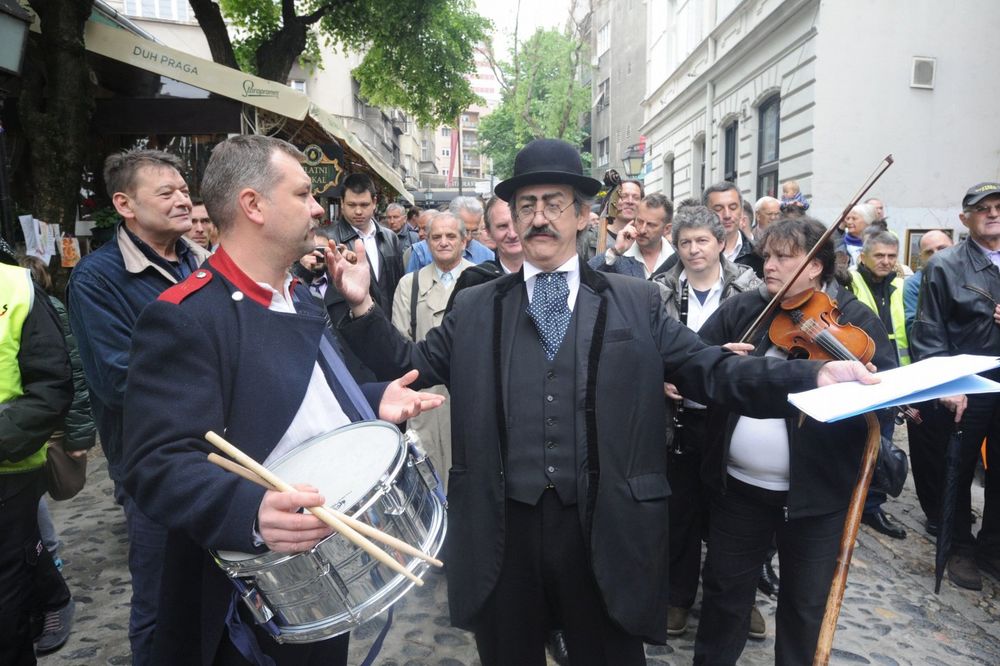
(546, 417, 555, 426)
(546, 440, 555, 449)
(546, 370, 555, 380)
(547, 466, 556, 473)
(546, 395, 554, 402)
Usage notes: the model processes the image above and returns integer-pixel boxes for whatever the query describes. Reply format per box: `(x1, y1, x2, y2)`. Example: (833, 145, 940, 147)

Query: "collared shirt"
(624, 238, 675, 278)
(259, 276, 350, 466)
(434, 263, 458, 287)
(524, 255, 580, 312)
(723, 232, 744, 264)
(678, 270, 724, 333)
(309, 275, 328, 298)
(355, 220, 381, 281)
(973, 239, 1000, 268)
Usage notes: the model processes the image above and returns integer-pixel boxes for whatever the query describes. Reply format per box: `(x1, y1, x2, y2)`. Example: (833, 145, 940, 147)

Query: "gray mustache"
(524, 225, 561, 240)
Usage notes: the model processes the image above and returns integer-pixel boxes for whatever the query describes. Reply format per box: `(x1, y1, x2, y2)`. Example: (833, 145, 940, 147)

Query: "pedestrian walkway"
(40, 430, 1000, 665)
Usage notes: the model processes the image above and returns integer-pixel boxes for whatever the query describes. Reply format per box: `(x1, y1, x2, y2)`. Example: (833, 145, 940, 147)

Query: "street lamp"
(423, 188, 433, 206)
(622, 144, 645, 179)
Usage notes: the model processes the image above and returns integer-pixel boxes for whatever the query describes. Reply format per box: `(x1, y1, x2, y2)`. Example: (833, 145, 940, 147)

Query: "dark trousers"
(667, 407, 708, 609)
(954, 394, 1000, 552)
(113, 480, 168, 666)
(694, 478, 843, 666)
(907, 400, 953, 523)
(472, 490, 646, 666)
(0, 470, 68, 666)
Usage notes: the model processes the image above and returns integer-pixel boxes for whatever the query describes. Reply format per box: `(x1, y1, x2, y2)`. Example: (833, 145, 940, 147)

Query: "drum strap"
(359, 607, 394, 666)
(224, 589, 277, 666)
(318, 333, 376, 421)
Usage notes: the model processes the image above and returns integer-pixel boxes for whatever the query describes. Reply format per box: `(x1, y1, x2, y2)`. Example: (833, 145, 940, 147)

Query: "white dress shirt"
(356, 220, 380, 282)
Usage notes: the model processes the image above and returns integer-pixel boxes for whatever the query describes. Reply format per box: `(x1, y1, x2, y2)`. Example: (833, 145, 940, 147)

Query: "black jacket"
(732, 230, 764, 277)
(329, 218, 404, 310)
(911, 240, 1000, 362)
(697, 282, 897, 519)
(444, 255, 505, 313)
(339, 262, 822, 642)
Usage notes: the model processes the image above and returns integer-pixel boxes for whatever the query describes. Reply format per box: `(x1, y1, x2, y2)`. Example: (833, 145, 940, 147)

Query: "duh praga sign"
(298, 143, 347, 198)
(83, 19, 310, 120)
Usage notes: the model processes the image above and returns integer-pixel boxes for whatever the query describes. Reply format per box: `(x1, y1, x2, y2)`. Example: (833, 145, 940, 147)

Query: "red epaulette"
(159, 269, 213, 304)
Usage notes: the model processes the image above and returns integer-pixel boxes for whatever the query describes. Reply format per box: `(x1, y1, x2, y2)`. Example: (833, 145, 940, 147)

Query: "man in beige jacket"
(392, 211, 472, 486)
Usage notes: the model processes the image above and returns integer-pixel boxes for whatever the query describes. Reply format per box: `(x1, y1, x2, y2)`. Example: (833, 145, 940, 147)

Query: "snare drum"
(213, 420, 447, 643)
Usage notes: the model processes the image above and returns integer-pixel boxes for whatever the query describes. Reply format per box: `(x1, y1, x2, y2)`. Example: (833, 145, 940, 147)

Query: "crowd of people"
(1, 134, 997, 666)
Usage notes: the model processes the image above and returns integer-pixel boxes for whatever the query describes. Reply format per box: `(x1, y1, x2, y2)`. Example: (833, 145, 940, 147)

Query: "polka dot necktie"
(528, 272, 571, 361)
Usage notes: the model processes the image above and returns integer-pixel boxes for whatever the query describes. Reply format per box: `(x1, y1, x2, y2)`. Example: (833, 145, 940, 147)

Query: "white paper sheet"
(787, 354, 1000, 423)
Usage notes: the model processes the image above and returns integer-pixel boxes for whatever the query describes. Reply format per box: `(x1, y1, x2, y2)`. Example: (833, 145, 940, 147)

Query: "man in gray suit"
(329, 139, 874, 665)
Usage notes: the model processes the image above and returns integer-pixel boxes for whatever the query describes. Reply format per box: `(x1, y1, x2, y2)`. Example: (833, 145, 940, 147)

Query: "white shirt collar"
(523, 255, 581, 311)
(624, 238, 675, 277)
(723, 232, 744, 262)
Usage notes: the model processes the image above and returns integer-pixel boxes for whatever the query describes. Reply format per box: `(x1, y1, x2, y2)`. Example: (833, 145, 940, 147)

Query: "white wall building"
(642, 0, 1000, 262)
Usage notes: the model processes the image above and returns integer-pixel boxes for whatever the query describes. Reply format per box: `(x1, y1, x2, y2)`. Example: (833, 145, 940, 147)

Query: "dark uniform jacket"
(122, 248, 385, 665)
(911, 240, 1000, 361)
(697, 282, 897, 519)
(339, 261, 822, 642)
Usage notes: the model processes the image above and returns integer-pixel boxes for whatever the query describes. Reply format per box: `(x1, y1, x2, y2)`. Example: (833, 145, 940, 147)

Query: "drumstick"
(204, 431, 424, 586)
(207, 453, 442, 568)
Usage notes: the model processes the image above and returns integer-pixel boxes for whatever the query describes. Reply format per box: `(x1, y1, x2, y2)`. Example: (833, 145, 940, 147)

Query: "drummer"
(121, 135, 444, 665)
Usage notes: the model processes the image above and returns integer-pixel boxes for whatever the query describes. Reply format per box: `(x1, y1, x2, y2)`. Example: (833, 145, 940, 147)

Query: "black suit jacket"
(339, 261, 822, 642)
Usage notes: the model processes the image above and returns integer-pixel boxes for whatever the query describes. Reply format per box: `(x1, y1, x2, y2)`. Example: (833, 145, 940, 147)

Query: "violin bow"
(738, 155, 895, 344)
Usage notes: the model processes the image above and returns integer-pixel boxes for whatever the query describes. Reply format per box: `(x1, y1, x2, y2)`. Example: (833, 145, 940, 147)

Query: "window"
(442, 148, 450, 157)
(723, 121, 738, 184)
(757, 96, 780, 198)
(441, 127, 451, 137)
(597, 138, 610, 167)
(287, 79, 307, 94)
(596, 78, 610, 112)
(664, 156, 675, 201)
(598, 23, 610, 56)
(125, 0, 190, 21)
(693, 135, 705, 195)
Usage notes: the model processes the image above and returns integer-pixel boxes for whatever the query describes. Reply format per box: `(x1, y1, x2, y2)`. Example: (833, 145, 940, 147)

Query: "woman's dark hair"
(756, 216, 842, 285)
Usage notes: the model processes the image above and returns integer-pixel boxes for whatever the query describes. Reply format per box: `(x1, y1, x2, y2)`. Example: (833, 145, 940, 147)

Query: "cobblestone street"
(39, 429, 1000, 665)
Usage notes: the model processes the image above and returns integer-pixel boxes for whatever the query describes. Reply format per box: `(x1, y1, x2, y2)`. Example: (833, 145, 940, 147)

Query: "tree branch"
(189, 0, 239, 68)
(302, 0, 356, 26)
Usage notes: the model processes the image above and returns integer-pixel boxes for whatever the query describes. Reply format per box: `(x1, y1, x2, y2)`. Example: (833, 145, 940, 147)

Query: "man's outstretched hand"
(379, 369, 446, 423)
(327, 239, 373, 315)
(816, 360, 880, 387)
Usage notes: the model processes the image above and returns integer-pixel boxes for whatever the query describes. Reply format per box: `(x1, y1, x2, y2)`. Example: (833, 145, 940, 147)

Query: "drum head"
(215, 421, 403, 563)
(269, 421, 402, 514)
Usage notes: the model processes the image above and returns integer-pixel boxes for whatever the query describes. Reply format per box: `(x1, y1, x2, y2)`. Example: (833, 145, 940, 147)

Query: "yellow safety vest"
(0, 264, 48, 472)
(849, 269, 910, 366)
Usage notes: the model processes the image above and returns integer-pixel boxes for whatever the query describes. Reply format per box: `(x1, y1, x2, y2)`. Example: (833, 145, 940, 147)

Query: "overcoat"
(340, 261, 821, 642)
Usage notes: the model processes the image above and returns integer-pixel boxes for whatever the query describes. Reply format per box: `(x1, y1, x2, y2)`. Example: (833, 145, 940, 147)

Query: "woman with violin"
(692, 217, 897, 666)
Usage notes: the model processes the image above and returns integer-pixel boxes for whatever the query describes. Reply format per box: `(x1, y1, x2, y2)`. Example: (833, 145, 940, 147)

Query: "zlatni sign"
(84, 20, 310, 120)
(299, 143, 346, 197)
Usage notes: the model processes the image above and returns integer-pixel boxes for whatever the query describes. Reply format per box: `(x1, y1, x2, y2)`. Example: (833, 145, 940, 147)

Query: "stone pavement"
(39, 430, 1000, 665)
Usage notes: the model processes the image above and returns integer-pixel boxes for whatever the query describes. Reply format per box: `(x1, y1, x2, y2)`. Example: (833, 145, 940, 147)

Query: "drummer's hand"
(379, 369, 446, 423)
(722, 342, 754, 356)
(939, 394, 967, 423)
(993, 303, 1000, 325)
(258, 483, 333, 553)
(664, 382, 683, 400)
(327, 240, 371, 310)
(816, 360, 879, 387)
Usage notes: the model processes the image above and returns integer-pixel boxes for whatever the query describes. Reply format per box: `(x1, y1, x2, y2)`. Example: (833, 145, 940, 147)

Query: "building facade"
(640, 0, 1000, 259)
(590, 0, 648, 182)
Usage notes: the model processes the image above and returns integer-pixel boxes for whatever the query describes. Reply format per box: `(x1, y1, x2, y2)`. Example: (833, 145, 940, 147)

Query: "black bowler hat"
(494, 138, 602, 202)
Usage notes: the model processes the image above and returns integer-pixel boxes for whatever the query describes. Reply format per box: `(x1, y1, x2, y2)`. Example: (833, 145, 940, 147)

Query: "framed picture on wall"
(905, 228, 955, 271)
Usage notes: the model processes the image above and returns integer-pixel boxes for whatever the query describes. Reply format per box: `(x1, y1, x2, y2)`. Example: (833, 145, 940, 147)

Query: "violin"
(768, 287, 921, 424)
(768, 288, 875, 364)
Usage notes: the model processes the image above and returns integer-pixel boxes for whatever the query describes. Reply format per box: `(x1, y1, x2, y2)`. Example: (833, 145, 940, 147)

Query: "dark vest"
(506, 299, 579, 506)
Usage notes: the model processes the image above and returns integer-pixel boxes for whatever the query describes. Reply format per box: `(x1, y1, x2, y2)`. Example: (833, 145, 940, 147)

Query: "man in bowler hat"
(329, 138, 875, 665)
